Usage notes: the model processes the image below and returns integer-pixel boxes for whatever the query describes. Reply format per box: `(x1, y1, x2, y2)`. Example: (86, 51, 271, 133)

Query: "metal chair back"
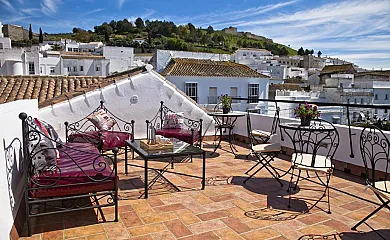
(290, 119, 340, 168)
(360, 125, 390, 194)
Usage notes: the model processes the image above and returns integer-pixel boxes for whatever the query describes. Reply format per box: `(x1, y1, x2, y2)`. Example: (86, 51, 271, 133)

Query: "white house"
(103, 46, 134, 74)
(151, 49, 231, 73)
(61, 52, 109, 76)
(161, 58, 270, 112)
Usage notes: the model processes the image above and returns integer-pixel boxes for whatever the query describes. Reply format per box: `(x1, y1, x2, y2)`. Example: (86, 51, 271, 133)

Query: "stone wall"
(2, 24, 29, 41)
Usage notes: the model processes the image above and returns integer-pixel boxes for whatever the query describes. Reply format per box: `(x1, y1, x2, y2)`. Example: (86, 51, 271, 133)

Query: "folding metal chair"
(246, 107, 280, 158)
(352, 125, 390, 238)
(244, 112, 283, 186)
(285, 119, 340, 214)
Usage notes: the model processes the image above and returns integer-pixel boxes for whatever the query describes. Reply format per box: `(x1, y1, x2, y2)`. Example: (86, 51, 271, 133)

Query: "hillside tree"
(298, 47, 304, 55)
(39, 28, 43, 43)
(135, 17, 145, 30)
(29, 24, 33, 40)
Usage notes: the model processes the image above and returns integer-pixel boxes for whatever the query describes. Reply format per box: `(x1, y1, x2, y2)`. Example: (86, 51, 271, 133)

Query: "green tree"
(104, 31, 110, 43)
(135, 17, 145, 30)
(280, 47, 288, 56)
(207, 25, 214, 34)
(39, 28, 43, 43)
(188, 23, 195, 33)
(304, 49, 310, 55)
(29, 23, 33, 40)
(317, 50, 322, 58)
(51, 43, 62, 51)
(200, 33, 211, 45)
(310, 49, 314, 55)
(298, 47, 304, 56)
(94, 22, 113, 35)
(117, 19, 132, 34)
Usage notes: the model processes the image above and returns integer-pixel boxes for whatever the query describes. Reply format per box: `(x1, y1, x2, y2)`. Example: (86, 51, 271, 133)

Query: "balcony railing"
(207, 96, 218, 104)
(232, 96, 390, 159)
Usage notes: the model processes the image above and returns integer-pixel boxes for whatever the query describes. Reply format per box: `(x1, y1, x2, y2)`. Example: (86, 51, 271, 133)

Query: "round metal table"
(208, 112, 245, 156)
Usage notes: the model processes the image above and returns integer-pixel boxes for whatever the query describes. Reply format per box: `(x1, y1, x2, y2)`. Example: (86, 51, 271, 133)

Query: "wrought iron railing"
(231, 96, 390, 159)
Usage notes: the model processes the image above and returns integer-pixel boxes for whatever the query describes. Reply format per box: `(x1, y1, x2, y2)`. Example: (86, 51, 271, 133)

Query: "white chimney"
(0, 21, 4, 38)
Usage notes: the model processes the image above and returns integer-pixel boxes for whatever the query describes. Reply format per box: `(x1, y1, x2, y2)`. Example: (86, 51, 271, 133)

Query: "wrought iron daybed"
(19, 113, 119, 236)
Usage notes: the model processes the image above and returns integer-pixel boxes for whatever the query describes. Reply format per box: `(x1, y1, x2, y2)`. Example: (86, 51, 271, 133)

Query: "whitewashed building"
(151, 49, 231, 73)
(161, 58, 270, 112)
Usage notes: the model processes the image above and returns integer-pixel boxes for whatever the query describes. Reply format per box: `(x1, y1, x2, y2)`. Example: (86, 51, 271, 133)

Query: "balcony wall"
(0, 100, 38, 239)
(38, 69, 215, 139)
(233, 112, 390, 174)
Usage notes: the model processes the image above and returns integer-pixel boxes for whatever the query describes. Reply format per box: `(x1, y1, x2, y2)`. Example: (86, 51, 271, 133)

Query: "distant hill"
(42, 18, 296, 56)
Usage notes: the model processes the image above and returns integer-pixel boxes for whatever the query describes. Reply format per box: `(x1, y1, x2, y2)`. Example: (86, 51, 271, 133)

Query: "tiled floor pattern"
(21, 141, 390, 240)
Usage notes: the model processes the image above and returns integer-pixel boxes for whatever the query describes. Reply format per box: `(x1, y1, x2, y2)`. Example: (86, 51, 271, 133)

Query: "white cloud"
(41, 0, 62, 15)
(118, 0, 126, 9)
(84, 8, 104, 15)
(0, 0, 15, 11)
(128, 9, 156, 22)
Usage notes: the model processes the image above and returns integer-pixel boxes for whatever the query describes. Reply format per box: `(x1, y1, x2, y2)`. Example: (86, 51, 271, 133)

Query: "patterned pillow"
(87, 109, 116, 131)
(29, 121, 57, 171)
(163, 112, 184, 129)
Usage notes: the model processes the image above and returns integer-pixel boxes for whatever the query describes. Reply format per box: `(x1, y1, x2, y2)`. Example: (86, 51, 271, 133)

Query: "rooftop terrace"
(19, 140, 390, 240)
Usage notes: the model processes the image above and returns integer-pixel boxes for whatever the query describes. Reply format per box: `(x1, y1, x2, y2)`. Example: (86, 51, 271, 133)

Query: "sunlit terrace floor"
(21, 141, 390, 240)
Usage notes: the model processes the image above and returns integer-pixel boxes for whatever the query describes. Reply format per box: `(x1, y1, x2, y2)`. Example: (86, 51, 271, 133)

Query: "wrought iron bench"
(146, 101, 203, 147)
(19, 113, 119, 236)
(65, 101, 135, 152)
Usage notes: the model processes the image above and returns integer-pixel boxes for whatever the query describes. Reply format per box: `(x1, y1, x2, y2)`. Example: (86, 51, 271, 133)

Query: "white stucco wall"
(38, 68, 215, 139)
(166, 76, 269, 112)
(103, 46, 134, 74)
(233, 112, 390, 173)
(0, 100, 38, 239)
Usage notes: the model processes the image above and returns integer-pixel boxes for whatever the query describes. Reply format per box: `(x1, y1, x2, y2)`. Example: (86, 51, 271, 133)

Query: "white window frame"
(248, 84, 259, 103)
(50, 67, 55, 74)
(28, 62, 35, 74)
(185, 82, 198, 103)
(208, 87, 218, 104)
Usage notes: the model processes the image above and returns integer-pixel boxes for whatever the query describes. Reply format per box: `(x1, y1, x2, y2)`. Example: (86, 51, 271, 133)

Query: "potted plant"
(221, 94, 232, 114)
(294, 102, 320, 126)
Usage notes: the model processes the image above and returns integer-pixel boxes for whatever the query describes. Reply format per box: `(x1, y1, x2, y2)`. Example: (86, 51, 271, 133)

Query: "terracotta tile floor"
(21, 141, 390, 240)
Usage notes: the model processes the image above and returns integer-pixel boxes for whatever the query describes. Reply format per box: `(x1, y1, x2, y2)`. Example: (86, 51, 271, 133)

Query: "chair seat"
(292, 153, 333, 173)
(369, 181, 390, 200)
(69, 131, 132, 150)
(252, 129, 271, 138)
(252, 142, 281, 153)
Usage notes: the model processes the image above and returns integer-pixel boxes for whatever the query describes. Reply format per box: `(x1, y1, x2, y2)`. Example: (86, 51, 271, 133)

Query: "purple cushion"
(29, 143, 116, 198)
(156, 128, 199, 144)
(69, 131, 132, 150)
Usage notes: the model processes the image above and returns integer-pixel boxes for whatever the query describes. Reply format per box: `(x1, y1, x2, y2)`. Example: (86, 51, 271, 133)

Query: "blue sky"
(1, 0, 390, 69)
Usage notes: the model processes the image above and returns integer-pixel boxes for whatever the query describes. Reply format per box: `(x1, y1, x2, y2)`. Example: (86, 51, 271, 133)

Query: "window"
(361, 98, 364, 104)
(0, 43, 3, 49)
(248, 84, 259, 103)
(347, 99, 350, 104)
(50, 67, 55, 74)
(385, 109, 388, 114)
(354, 99, 357, 104)
(375, 94, 378, 100)
(73, 66, 77, 72)
(40, 67, 43, 74)
(386, 94, 388, 100)
(96, 65, 100, 71)
(339, 83, 343, 88)
(28, 62, 35, 74)
(73, 48, 78, 52)
(80, 65, 84, 71)
(67, 66, 71, 72)
(230, 87, 238, 103)
(67, 48, 72, 51)
(208, 87, 217, 104)
(185, 83, 198, 102)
